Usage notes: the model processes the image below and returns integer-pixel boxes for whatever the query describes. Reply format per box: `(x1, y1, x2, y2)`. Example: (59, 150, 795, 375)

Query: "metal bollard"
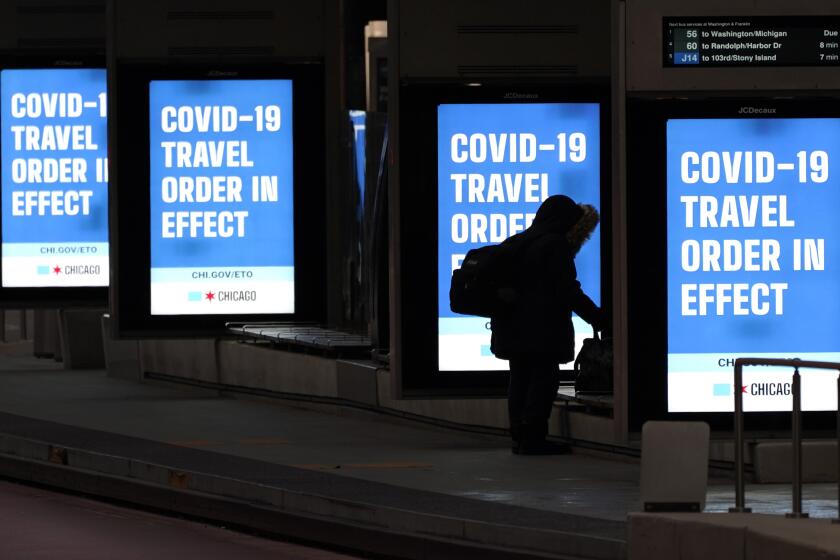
(730, 361, 751, 513)
(786, 369, 809, 518)
(731, 358, 840, 516)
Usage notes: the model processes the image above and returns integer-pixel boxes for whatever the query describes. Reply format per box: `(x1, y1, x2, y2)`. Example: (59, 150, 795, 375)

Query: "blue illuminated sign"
(149, 79, 294, 315)
(437, 103, 601, 371)
(0, 68, 108, 287)
(350, 110, 366, 218)
(667, 118, 840, 412)
(675, 52, 700, 65)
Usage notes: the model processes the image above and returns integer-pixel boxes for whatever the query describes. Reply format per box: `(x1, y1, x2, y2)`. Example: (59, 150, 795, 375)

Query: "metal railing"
(730, 357, 840, 519)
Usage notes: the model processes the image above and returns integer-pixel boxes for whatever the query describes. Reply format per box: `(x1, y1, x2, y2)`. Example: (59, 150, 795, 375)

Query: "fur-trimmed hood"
(528, 195, 599, 255)
(566, 203, 599, 255)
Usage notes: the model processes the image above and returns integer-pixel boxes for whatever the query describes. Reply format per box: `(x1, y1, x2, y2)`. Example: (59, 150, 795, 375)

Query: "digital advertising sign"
(667, 118, 840, 413)
(148, 79, 294, 316)
(1, 68, 108, 289)
(437, 103, 601, 372)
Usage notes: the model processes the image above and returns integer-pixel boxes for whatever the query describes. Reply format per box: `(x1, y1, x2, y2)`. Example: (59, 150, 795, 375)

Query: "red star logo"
(52, 266, 61, 275)
(742, 385, 748, 394)
(205, 291, 215, 301)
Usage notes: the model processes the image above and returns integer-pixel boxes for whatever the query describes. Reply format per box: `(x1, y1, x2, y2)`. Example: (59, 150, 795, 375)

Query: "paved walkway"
(0, 342, 837, 558)
(0, 346, 642, 522)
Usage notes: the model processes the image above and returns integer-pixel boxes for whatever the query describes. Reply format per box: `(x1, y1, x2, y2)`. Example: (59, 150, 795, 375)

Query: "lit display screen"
(148, 79, 294, 315)
(667, 118, 840, 411)
(1, 68, 108, 287)
(437, 103, 601, 371)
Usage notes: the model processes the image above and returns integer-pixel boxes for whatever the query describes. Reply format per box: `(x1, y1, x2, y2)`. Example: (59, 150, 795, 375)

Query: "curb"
(0, 433, 626, 560)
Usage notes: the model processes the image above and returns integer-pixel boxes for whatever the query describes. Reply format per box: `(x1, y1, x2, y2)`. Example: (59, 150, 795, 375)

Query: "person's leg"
(507, 357, 531, 452)
(529, 360, 561, 435)
(519, 358, 568, 455)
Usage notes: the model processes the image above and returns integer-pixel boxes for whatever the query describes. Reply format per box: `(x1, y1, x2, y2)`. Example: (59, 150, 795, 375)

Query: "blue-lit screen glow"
(667, 118, 840, 412)
(437, 103, 601, 371)
(148, 79, 294, 315)
(1, 68, 108, 287)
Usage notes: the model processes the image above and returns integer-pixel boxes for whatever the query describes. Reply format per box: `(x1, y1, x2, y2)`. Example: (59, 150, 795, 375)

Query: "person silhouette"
(490, 194, 604, 455)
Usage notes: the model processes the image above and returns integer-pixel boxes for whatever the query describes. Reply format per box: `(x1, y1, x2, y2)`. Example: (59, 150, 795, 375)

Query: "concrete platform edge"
(0, 432, 626, 560)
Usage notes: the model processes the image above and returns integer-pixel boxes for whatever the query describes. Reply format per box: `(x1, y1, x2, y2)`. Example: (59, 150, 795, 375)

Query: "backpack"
(449, 237, 526, 318)
(574, 330, 613, 394)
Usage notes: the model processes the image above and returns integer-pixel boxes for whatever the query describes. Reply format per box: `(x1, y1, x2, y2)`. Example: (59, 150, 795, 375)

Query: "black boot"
(516, 421, 570, 455)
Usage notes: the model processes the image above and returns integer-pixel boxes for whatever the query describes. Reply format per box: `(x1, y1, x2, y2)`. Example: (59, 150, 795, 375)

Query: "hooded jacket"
(490, 195, 602, 364)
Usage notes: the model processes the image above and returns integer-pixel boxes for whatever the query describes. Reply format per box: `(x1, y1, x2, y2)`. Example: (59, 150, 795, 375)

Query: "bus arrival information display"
(664, 17, 840, 67)
(149, 79, 294, 316)
(438, 103, 600, 371)
(1, 69, 108, 287)
(668, 118, 840, 412)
